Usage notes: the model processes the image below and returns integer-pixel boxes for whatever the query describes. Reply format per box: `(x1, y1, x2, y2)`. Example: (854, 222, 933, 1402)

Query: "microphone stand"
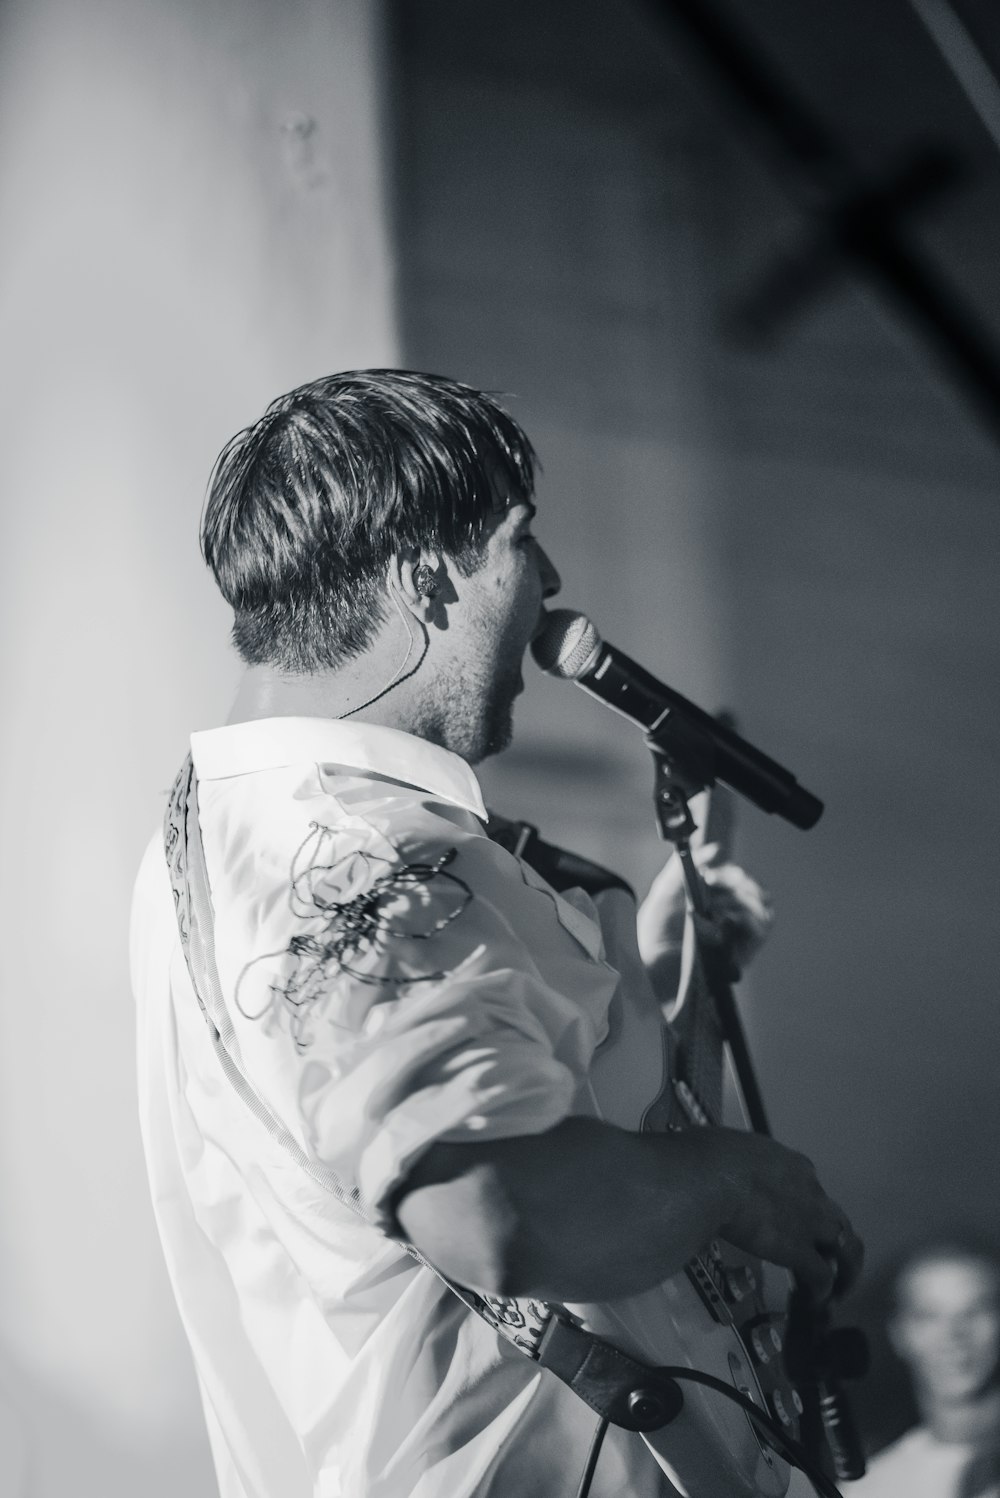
(651, 747, 772, 1134)
(645, 735, 869, 1485)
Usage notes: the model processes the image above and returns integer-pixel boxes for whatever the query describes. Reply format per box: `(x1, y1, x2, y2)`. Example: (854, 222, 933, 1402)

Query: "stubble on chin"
(478, 705, 515, 763)
(449, 680, 518, 765)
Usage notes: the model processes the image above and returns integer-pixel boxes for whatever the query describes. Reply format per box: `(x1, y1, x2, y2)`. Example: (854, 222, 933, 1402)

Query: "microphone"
(531, 610, 823, 830)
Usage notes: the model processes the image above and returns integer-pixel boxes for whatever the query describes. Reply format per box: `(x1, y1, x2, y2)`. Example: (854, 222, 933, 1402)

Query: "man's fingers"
(703, 880, 773, 933)
(710, 1131, 863, 1305)
(791, 1246, 839, 1304)
(798, 1215, 864, 1301)
(705, 878, 772, 922)
(691, 912, 727, 948)
(820, 1222, 865, 1297)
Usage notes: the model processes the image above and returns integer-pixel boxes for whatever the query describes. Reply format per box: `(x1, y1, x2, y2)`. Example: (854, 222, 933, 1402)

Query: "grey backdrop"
(390, 0, 1000, 1454)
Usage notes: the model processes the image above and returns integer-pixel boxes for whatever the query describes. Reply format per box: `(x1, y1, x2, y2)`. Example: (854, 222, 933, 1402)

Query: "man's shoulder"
(131, 823, 174, 917)
(196, 759, 534, 899)
(130, 822, 181, 1000)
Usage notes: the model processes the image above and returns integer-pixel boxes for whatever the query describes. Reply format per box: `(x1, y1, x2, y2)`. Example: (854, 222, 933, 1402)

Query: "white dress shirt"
(131, 716, 671, 1498)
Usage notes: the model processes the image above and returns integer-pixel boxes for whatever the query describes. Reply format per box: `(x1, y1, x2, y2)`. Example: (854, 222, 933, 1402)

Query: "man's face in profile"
(425, 486, 561, 765)
(891, 1256, 1000, 1405)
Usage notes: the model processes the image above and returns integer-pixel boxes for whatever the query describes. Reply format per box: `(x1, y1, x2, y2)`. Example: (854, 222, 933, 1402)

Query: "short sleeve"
(222, 820, 615, 1232)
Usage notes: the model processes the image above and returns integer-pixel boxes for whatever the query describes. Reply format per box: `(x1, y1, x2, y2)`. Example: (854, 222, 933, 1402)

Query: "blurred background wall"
(0, 0, 396, 1493)
(1, 0, 998, 1489)
(390, 0, 1000, 1453)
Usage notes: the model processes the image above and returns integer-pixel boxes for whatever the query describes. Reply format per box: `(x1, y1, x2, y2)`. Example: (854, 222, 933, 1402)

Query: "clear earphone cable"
(338, 584, 429, 719)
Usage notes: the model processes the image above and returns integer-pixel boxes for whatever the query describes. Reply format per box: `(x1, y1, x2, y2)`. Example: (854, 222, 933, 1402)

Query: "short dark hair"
(200, 369, 538, 671)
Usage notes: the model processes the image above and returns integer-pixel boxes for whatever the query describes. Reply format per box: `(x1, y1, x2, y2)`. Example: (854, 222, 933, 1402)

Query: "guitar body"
(569, 885, 795, 1497)
(487, 809, 801, 1497)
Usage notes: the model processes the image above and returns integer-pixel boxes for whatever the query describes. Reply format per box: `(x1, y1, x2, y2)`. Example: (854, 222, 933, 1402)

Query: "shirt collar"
(190, 717, 488, 822)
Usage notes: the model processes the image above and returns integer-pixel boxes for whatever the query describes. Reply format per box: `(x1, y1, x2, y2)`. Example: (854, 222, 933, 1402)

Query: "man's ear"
(388, 550, 444, 622)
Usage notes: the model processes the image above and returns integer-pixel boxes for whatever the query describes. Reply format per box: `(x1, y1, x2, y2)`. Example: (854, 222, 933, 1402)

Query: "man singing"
(131, 369, 862, 1497)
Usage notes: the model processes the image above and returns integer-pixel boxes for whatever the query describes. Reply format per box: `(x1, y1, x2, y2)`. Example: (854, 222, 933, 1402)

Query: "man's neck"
(923, 1383, 1000, 1445)
(225, 660, 449, 751)
(227, 666, 364, 725)
(226, 616, 420, 729)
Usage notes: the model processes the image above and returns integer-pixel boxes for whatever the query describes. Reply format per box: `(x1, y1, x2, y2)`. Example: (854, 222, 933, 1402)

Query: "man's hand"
(637, 845, 774, 999)
(692, 1126, 864, 1304)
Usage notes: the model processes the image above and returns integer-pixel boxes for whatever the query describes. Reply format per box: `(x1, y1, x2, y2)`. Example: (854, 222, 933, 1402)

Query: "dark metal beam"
(647, 0, 1000, 448)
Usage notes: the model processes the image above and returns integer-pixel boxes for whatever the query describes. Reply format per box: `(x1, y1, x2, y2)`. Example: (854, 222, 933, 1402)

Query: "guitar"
(485, 796, 800, 1498)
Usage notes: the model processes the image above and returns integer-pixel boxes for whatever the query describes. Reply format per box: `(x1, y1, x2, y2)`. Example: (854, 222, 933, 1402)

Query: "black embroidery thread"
(234, 825, 473, 1050)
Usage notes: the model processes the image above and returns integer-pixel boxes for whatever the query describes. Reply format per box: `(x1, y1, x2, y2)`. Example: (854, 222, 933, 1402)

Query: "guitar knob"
(750, 1323, 784, 1364)
(771, 1387, 804, 1426)
(723, 1266, 758, 1303)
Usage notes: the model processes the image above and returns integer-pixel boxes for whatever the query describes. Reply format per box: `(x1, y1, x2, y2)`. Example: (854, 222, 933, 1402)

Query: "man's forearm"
(395, 1116, 736, 1302)
(395, 1114, 858, 1305)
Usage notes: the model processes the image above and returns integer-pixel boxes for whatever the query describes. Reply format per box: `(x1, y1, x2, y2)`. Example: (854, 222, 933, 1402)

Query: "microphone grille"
(530, 610, 603, 680)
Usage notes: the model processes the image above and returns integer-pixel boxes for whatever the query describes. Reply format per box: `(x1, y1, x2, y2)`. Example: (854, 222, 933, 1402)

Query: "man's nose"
(538, 545, 561, 600)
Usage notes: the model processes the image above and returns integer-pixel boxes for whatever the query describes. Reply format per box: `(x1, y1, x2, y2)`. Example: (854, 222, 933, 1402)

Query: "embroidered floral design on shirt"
(235, 823, 473, 1049)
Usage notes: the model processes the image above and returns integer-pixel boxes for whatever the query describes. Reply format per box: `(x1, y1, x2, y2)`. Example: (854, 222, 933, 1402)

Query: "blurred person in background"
(849, 1242, 1000, 1498)
(131, 369, 862, 1497)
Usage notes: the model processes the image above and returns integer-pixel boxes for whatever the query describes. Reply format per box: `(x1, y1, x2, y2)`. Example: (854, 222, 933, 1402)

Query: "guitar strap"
(162, 755, 679, 1438)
